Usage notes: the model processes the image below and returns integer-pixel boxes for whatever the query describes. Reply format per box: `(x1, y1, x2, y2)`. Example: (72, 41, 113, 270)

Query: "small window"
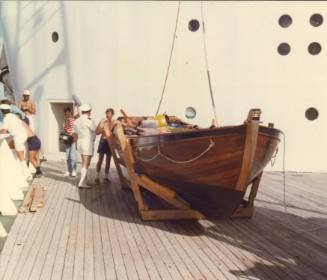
(305, 107, 319, 121)
(185, 107, 196, 119)
(308, 42, 321, 55)
(279, 15, 292, 28)
(52, 32, 59, 43)
(310, 14, 323, 27)
(277, 43, 291, 55)
(188, 19, 200, 32)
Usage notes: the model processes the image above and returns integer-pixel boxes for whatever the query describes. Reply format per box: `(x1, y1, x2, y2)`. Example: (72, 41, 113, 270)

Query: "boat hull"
(130, 125, 281, 218)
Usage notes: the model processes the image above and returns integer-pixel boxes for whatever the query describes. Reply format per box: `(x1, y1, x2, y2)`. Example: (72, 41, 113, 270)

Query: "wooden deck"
(0, 161, 326, 280)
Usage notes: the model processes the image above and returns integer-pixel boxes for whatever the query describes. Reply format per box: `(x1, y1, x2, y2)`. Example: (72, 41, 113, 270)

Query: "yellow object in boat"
(154, 114, 167, 127)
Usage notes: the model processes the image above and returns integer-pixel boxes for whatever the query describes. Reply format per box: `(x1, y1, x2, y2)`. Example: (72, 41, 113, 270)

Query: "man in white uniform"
(0, 104, 31, 180)
(74, 104, 97, 188)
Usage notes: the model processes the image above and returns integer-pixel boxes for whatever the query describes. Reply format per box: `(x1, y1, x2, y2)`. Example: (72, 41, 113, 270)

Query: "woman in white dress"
(74, 104, 97, 188)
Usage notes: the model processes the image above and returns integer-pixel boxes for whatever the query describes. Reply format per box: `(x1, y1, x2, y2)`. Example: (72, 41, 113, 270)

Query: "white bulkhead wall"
(0, 1, 326, 172)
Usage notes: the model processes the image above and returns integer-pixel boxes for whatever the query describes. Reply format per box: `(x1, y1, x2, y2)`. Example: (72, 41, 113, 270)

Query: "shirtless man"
(18, 90, 36, 131)
(95, 108, 115, 184)
(21, 121, 43, 177)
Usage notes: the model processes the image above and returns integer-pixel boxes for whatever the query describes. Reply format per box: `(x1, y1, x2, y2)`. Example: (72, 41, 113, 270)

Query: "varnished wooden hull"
(129, 125, 281, 218)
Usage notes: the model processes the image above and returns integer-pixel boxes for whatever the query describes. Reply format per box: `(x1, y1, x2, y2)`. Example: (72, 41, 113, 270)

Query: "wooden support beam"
(110, 123, 203, 221)
(137, 175, 190, 210)
(107, 135, 127, 189)
(232, 172, 263, 218)
(235, 109, 261, 192)
(140, 209, 203, 221)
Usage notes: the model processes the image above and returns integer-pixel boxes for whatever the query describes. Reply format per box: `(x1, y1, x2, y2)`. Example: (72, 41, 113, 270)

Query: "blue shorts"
(97, 138, 111, 155)
(27, 136, 41, 151)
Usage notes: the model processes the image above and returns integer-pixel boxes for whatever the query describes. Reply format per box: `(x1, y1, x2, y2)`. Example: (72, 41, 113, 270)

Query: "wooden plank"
(49, 180, 77, 280)
(18, 186, 35, 213)
(12, 181, 63, 280)
(91, 186, 106, 280)
(83, 189, 95, 280)
(60, 182, 81, 280)
(108, 182, 150, 280)
(29, 186, 45, 212)
(97, 186, 118, 280)
(72, 189, 86, 280)
(110, 180, 162, 280)
(119, 191, 175, 280)
(0, 211, 27, 279)
(38, 178, 75, 280)
(2, 177, 57, 280)
(101, 183, 129, 280)
(141, 209, 203, 221)
(28, 180, 71, 280)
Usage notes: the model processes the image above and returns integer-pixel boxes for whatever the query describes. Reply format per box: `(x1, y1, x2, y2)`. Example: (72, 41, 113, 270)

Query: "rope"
(281, 131, 327, 233)
(155, 1, 181, 116)
(139, 138, 215, 163)
(200, 1, 218, 126)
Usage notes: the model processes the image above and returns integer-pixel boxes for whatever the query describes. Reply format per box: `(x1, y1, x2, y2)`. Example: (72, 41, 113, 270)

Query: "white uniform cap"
(22, 89, 31, 96)
(0, 104, 11, 110)
(80, 103, 92, 112)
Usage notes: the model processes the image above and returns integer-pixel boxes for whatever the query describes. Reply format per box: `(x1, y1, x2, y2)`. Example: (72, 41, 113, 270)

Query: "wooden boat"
(109, 109, 281, 220)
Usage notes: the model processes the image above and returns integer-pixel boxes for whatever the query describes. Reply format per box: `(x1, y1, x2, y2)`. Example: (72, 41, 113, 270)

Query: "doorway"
(48, 101, 73, 155)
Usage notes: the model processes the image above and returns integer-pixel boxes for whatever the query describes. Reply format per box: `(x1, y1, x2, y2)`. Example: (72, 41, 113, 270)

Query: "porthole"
(185, 107, 196, 119)
(305, 107, 319, 121)
(308, 42, 321, 55)
(52, 32, 59, 43)
(279, 15, 292, 28)
(277, 43, 291, 55)
(310, 13, 323, 27)
(188, 19, 200, 32)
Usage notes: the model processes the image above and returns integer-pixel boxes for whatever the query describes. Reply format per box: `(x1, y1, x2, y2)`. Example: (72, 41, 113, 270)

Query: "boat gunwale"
(128, 125, 282, 148)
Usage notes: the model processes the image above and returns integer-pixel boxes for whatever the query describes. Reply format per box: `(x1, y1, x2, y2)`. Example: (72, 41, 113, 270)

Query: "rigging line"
(200, 1, 218, 126)
(155, 1, 181, 116)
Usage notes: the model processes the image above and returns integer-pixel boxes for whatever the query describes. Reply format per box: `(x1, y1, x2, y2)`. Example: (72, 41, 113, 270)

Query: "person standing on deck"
(63, 107, 78, 177)
(0, 104, 32, 180)
(21, 120, 43, 177)
(18, 90, 36, 131)
(95, 108, 115, 184)
(74, 104, 97, 188)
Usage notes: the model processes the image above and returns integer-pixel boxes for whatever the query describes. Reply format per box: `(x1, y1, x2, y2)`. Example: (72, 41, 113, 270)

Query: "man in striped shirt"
(63, 107, 77, 177)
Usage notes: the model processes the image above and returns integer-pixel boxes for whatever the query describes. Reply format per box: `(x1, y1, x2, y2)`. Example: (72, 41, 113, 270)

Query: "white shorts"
(14, 135, 27, 152)
(77, 140, 94, 156)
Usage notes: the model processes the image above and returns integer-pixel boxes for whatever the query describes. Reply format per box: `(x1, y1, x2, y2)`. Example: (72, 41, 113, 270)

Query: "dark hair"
(105, 108, 114, 115)
(64, 107, 72, 113)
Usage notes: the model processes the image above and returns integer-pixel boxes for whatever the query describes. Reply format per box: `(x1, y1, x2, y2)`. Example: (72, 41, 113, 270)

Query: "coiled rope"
(139, 138, 215, 163)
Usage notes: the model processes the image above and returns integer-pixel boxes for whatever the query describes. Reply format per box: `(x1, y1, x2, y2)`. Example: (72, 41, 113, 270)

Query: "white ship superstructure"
(0, 1, 326, 171)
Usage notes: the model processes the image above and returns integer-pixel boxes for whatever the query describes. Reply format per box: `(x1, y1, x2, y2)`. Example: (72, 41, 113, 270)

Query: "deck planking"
(0, 161, 326, 280)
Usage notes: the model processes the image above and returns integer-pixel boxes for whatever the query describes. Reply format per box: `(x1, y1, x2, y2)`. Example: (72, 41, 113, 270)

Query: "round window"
(310, 14, 323, 27)
(279, 15, 292, 28)
(52, 32, 59, 43)
(305, 107, 319, 121)
(308, 42, 321, 55)
(185, 107, 196, 119)
(277, 43, 291, 55)
(188, 19, 200, 32)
